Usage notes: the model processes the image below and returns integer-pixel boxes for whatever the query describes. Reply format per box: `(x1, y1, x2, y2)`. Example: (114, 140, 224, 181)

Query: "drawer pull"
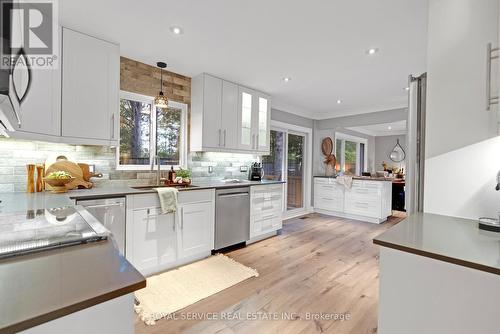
(262, 214, 278, 220)
(354, 202, 369, 208)
(262, 205, 274, 211)
(322, 197, 334, 201)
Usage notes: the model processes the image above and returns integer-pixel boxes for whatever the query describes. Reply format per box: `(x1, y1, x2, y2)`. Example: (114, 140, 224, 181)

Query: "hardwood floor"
(135, 212, 406, 334)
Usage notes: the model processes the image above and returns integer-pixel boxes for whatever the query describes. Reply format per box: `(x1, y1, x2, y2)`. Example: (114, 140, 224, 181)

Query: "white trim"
(116, 91, 188, 171)
(270, 120, 313, 215)
(335, 132, 369, 175)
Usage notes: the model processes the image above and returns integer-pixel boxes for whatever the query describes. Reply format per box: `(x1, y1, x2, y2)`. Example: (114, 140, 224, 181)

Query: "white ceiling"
(347, 120, 407, 137)
(60, 0, 428, 120)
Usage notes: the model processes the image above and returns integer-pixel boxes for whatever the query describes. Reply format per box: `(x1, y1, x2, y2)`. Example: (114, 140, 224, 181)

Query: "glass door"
(262, 130, 285, 181)
(262, 128, 308, 215)
(286, 133, 305, 211)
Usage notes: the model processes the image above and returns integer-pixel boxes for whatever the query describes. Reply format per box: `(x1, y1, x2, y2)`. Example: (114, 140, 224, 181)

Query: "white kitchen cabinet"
(249, 184, 283, 241)
(61, 28, 119, 144)
(314, 177, 392, 224)
(191, 74, 239, 151)
(178, 201, 214, 259)
(191, 73, 271, 154)
(237, 87, 271, 154)
(126, 189, 215, 276)
(254, 92, 271, 153)
(129, 207, 177, 273)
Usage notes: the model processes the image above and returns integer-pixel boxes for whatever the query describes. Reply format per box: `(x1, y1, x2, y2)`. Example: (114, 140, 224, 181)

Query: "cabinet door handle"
(223, 129, 226, 147)
(180, 207, 184, 229)
(111, 113, 115, 139)
(256, 134, 259, 149)
(218, 129, 222, 146)
(486, 43, 500, 110)
(173, 218, 175, 232)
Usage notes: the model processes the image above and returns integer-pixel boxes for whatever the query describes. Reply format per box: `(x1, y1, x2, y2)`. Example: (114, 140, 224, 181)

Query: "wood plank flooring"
(135, 212, 406, 334)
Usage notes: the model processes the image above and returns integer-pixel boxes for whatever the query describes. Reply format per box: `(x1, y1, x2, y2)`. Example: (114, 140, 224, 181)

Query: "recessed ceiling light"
(283, 77, 291, 82)
(336, 99, 342, 104)
(366, 48, 379, 55)
(170, 26, 183, 35)
(388, 126, 392, 130)
(404, 87, 410, 91)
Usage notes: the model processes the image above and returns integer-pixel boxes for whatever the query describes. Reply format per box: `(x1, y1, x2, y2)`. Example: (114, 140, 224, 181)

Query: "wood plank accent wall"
(120, 57, 191, 105)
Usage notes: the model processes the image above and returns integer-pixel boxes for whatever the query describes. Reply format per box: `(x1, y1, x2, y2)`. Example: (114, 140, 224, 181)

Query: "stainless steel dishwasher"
(76, 197, 126, 255)
(215, 187, 250, 250)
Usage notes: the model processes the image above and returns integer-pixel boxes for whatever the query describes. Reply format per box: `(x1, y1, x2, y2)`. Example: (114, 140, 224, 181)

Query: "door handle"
(223, 129, 226, 147)
(111, 113, 115, 139)
(82, 202, 124, 209)
(180, 207, 184, 229)
(486, 43, 499, 110)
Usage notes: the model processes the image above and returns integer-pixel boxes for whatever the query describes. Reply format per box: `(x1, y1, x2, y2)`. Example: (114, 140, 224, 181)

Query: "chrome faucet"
(150, 155, 161, 186)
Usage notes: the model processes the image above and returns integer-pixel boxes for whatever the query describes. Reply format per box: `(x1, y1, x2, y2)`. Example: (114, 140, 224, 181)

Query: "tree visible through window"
(118, 92, 186, 168)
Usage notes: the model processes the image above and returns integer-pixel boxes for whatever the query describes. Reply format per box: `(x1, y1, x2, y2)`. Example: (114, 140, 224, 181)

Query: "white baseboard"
(313, 208, 387, 224)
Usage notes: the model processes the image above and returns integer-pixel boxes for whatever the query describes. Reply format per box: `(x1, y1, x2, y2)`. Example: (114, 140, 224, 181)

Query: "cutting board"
(78, 163, 103, 182)
(45, 160, 93, 190)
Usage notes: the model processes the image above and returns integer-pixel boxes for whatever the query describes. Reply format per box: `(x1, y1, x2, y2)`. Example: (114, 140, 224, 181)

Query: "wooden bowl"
(43, 177, 75, 193)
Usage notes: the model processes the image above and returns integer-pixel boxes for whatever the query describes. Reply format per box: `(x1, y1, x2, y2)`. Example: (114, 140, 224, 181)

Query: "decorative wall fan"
(321, 137, 336, 176)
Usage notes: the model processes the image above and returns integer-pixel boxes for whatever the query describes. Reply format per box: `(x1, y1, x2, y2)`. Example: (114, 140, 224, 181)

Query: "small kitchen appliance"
(248, 162, 264, 181)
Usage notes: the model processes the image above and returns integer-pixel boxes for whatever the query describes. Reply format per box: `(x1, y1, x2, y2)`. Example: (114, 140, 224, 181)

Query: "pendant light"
(154, 61, 168, 108)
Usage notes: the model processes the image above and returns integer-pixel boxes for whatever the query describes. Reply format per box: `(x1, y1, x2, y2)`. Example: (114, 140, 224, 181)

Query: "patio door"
(262, 125, 310, 217)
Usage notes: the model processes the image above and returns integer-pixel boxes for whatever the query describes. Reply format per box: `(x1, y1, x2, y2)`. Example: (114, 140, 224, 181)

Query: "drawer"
(316, 184, 344, 197)
(251, 198, 282, 215)
(315, 196, 343, 212)
(314, 177, 337, 185)
(347, 186, 381, 198)
(250, 212, 282, 237)
(344, 199, 381, 217)
(251, 184, 283, 195)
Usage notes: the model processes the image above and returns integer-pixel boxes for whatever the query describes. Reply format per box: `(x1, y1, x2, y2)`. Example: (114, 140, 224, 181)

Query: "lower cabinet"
(249, 184, 283, 240)
(178, 201, 214, 259)
(126, 189, 215, 276)
(314, 177, 392, 224)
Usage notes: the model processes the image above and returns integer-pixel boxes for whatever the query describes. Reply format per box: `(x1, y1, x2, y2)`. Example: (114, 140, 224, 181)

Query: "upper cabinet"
(425, 0, 500, 157)
(10, 26, 119, 145)
(62, 28, 119, 143)
(191, 73, 271, 154)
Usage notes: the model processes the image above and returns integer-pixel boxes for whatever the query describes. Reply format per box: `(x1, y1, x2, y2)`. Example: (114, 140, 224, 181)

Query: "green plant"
(176, 168, 191, 179)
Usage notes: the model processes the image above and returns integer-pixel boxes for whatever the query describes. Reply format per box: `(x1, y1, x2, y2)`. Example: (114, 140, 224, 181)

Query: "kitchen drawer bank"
(313, 177, 392, 224)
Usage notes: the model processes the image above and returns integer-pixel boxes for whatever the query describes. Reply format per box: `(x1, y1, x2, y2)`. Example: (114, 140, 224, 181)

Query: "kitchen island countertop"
(374, 212, 500, 275)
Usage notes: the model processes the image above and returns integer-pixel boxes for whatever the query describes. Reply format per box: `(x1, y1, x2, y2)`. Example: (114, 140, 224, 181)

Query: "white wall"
(374, 135, 406, 172)
(424, 0, 500, 218)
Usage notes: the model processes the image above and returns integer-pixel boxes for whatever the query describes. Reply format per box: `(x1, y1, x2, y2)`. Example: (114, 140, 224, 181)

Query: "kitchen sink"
(132, 184, 199, 190)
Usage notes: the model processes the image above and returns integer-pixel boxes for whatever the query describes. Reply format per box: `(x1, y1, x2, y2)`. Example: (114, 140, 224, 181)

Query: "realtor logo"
(0, 0, 59, 69)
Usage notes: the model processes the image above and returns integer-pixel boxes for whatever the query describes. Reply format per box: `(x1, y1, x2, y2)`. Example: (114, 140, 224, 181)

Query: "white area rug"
(135, 254, 259, 325)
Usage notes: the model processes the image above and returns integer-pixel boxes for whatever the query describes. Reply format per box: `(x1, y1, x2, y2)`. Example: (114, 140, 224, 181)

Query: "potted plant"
(176, 168, 192, 184)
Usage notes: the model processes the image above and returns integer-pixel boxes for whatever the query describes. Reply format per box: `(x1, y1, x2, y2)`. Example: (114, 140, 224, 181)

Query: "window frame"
(116, 91, 188, 171)
(335, 132, 368, 175)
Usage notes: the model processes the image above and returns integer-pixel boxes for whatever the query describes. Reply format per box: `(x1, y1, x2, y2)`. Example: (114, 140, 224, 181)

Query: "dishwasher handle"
(80, 202, 124, 209)
(217, 192, 249, 198)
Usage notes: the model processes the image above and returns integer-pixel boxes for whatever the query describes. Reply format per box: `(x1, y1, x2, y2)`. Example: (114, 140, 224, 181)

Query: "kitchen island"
(374, 213, 500, 334)
(314, 176, 392, 223)
(0, 199, 145, 334)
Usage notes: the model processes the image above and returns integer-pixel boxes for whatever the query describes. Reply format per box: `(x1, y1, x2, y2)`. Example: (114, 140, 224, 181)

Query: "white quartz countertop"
(374, 213, 500, 275)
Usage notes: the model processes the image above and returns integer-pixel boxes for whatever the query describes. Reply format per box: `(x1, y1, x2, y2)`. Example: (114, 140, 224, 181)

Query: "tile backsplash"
(0, 138, 259, 192)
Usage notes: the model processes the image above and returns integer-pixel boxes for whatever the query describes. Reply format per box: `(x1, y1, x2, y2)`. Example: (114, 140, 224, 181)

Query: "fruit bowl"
(43, 177, 75, 193)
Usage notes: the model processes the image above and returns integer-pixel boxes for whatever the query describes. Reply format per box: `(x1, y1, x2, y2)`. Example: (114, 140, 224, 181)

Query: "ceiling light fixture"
(336, 99, 342, 104)
(366, 48, 379, 55)
(404, 87, 410, 91)
(283, 77, 291, 82)
(154, 62, 169, 108)
(388, 126, 392, 130)
(170, 26, 183, 35)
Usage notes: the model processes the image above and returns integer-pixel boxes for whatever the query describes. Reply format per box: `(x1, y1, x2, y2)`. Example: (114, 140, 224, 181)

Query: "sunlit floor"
(135, 212, 406, 334)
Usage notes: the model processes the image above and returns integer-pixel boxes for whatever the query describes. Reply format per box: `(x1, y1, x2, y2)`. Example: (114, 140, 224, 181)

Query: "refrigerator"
(406, 73, 427, 214)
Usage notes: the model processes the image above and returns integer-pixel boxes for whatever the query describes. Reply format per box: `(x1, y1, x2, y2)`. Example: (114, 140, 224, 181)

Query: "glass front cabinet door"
(238, 87, 270, 153)
(255, 93, 271, 153)
(238, 87, 255, 150)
